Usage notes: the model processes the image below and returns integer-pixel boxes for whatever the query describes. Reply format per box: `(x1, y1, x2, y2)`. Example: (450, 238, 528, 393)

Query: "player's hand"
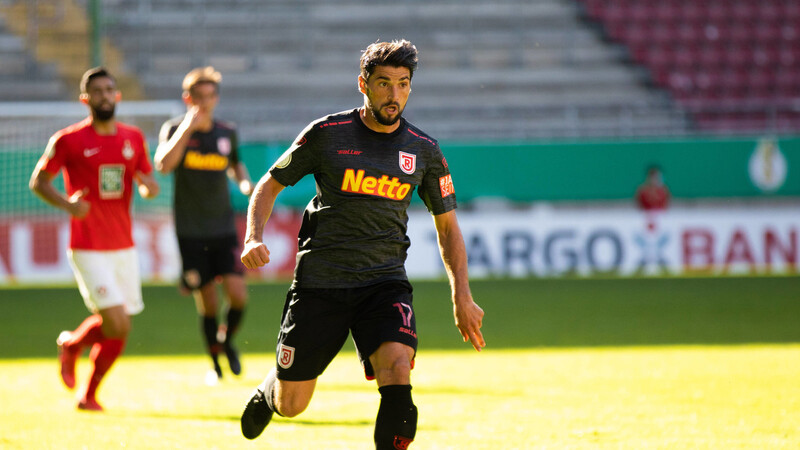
(241, 241, 270, 269)
(239, 179, 254, 196)
(67, 188, 90, 219)
(454, 298, 486, 352)
(184, 105, 207, 131)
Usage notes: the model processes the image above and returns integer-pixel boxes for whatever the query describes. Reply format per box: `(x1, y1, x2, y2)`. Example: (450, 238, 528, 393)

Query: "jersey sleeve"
(38, 133, 68, 175)
(136, 132, 154, 174)
(228, 128, 240, 166)
(418, 144, 457, 215)
(158, 120, 178, 144)
(268, 123, 320, 187)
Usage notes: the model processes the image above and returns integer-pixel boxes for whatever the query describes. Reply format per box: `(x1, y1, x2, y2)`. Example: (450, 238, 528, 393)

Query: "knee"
(102, 319, 130, 339)
(275, 395, 309, 418)
(274, 380, 314, 418)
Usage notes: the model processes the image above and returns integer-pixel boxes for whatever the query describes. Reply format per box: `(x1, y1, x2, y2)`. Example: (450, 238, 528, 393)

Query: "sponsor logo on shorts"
(341, 168, 411, 200)
(183, 269, 201, 289)
(278, 344, 295, 369)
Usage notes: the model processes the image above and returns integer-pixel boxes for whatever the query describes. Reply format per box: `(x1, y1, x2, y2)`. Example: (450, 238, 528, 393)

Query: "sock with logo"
(374, 384, 417, 450)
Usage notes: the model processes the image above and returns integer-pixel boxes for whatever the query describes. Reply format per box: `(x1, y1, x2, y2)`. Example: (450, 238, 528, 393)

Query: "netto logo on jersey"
(183, 150, 228, 171)
(341, 168, 411, 200)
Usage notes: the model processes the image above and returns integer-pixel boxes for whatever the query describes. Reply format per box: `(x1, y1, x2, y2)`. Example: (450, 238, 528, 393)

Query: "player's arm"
(433, 210, 486, 352)
(134, 171, 160, 199)
(241, 173, 285, 269)
(154, 107, 202, 174)
(227, 162, 254, 196)
(29, 163, 89, 218)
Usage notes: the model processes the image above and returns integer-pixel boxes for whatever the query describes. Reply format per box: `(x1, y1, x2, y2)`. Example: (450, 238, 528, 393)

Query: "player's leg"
(370, 342, 417, 450)
(80, 304, 129, 411)
(179, 237, 222, 378)
(66, 248, 141, 411)
(351, 281, 418, 449)
(216, 234, 247, 374)
(242, 287, 350, 439)
(195, 282, 223, 379)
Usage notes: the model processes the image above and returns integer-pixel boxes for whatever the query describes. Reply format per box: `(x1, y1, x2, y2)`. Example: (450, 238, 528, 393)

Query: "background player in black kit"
(154, 66, 254, 381)
(239, 40, 485, 449)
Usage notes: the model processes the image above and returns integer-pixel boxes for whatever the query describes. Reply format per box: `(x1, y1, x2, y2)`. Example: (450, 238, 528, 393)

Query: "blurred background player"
(635, 165, 671, 211)
(239, 40, 485, 449)
(29, 67, 160, 411)
(154, 66, 253, 381)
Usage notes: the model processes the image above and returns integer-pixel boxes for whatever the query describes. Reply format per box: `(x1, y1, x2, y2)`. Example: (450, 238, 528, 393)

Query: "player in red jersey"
(29, 67, 160, 411)
(636, 165, 671, 211)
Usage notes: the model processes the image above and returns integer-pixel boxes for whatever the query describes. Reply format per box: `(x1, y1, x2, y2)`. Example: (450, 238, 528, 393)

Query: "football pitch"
(1, 276, 799, 449)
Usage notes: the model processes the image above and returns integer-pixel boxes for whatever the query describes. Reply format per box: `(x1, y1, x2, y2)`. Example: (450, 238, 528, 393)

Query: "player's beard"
(366, 96, 404, 126)
(92, 103, 116, 122)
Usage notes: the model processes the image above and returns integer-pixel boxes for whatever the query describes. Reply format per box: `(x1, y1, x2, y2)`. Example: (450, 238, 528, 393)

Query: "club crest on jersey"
(278, 344, 295, 369)
(399, 151, 416, 175)
(122, 140, 134, 160)
(217, 137, 231, 156)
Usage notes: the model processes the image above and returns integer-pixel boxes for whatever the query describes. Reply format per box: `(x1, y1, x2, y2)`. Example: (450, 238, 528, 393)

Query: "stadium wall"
(232, 135, 800, 211)
(1, 136, 797, 284)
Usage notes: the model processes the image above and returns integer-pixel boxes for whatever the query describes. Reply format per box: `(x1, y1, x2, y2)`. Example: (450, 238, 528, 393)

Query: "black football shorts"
(274, 280, 417, 381)
(177, 234, 244, 290)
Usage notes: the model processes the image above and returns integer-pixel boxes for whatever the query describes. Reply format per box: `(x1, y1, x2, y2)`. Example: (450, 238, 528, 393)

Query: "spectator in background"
(29, 67, 160, 411)
(154, 66, 253, 382)
(636, 165, 670, 211)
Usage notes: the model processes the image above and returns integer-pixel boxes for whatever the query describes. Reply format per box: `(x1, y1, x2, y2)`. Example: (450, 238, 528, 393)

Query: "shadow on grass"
(124, 410, 372, 428)
(2, 277, 799, 358)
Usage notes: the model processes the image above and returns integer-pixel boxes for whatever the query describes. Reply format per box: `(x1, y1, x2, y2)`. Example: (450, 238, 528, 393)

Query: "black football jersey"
(270, 109, 457, 288)
(160, 116, 240, 238)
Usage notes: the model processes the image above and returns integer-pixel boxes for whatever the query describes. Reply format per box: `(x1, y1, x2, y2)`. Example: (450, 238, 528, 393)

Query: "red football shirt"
(38, 118, 153, 250)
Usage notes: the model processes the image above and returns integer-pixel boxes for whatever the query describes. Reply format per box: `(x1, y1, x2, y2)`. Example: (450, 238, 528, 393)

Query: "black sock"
(201, 316, 220, 355)
(374, 385, 417, 450)
(225, 307, 244, 345)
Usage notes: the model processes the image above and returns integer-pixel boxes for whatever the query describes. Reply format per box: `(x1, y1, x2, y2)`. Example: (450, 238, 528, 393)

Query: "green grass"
(1, 277, 799, 448)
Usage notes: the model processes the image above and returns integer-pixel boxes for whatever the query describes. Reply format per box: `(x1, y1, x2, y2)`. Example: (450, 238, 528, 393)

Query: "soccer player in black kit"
(240, 40, 485, 449)
(155, 66, 254, 381)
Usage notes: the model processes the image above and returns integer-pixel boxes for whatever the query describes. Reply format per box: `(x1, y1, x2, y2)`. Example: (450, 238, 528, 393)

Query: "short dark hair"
(80, 67, 115, 93)
(360, 39, 418, 81)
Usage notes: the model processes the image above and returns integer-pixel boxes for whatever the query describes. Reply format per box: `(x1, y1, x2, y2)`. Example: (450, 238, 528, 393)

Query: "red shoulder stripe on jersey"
(318, 120, 353, 129)
(406, 128, 435, 145)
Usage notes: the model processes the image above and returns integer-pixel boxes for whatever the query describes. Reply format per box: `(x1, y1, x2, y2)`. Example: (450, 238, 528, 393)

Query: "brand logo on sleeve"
(399, 151, 416, 174)
(341, 168, 412, 200)
(439, 174, 454, 198)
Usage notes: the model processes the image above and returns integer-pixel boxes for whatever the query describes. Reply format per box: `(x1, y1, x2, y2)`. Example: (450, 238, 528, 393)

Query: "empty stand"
(94, 0, 686, 141)
(580, 0, 800, 133)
